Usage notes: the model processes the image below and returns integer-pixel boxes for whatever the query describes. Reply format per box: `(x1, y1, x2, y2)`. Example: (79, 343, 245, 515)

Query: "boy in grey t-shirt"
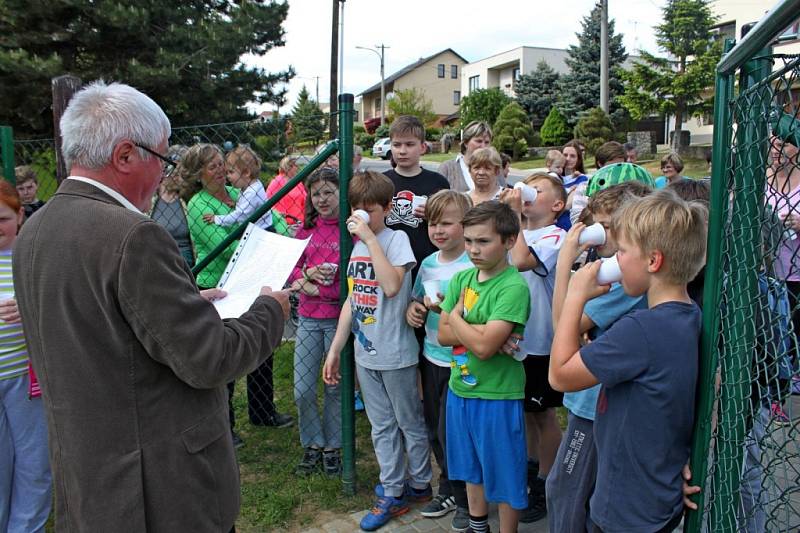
(324, 171, 432, 532)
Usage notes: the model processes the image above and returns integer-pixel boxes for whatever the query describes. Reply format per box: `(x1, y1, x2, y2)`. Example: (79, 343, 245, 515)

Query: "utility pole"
(599, 0, 609, 113)
(329, 0, 339, 139)
(314, 76, 320, 105)
(356, 44, 389, 126)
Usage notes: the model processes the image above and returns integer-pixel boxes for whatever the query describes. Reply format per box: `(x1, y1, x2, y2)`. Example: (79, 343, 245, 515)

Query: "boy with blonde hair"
(324, 171, 431, 531)
(406, 189, 474, 530)
(550, 189, 707, 532)
(502, 172, 567, 524)
(545, 150, 565, 177)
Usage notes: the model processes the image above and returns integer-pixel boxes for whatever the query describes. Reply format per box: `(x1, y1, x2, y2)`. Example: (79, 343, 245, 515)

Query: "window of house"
(778, 19, 800, 41)
(437, 64, 445, 78)
(453, 90, 461, 105)
(512, 67, 521, 80)
(469, 75, 480, 91)
(451, 65, 458, 79)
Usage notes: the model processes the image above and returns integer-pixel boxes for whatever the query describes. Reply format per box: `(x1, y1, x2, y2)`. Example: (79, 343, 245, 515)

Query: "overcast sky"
(244, 0, 671, 114)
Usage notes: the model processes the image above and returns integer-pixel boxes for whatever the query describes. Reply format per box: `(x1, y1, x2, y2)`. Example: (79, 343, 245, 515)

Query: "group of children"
(283, 113, 709, 533)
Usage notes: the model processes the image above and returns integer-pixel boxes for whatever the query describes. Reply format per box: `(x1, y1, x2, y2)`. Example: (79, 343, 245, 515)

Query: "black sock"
(469, 514, 489, 533)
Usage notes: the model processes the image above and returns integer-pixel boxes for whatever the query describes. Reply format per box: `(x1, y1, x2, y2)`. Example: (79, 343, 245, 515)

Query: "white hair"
(60, 81, 171, 170)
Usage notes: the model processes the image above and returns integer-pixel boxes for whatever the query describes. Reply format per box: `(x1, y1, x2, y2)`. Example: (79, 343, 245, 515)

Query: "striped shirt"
(0, 249, 28, 380)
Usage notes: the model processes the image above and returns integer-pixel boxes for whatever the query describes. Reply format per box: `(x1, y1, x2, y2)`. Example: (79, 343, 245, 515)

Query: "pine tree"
(619, 0, 720, 150)
(514, 61, 560, 127)
(540, 107, 571, 146)
(0, 0, 293, 136)
(492, 102, 533, 160)
(290, 86, 326, 146)
(557, 2, 628, 127)
(573, 107, 615, 155)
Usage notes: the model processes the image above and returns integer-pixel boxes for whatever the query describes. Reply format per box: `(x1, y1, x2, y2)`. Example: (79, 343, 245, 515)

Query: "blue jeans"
(294, 317, 340, 448)
(0, 374, 51, 533)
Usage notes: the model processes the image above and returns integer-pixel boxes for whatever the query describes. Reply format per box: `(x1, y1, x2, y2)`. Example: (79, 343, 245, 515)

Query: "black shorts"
(523, 355, 563, 412)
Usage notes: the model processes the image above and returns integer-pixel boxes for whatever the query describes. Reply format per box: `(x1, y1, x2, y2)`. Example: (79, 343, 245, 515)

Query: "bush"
(492, 102, 533, 160)
(353, 125, 366, 135)
(425, 127, 441, 141)
(374, 124, 390, 139)
(355, 132, 376, 152)
(540, 107, 571, 145)
(573, 107, 615, 155)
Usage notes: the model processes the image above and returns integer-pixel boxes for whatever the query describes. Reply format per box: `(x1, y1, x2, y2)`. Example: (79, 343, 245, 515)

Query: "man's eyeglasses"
(134, 143, 177, 177)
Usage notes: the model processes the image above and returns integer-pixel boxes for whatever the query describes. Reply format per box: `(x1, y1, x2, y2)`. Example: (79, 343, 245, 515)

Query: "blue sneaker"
(461, 373, 478, 387)
(374, 482, 432, 502)
(354, 390, 365, 411)
(359, 496, 409, 531)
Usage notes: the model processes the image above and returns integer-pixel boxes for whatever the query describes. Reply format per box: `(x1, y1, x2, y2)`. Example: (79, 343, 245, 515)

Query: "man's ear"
(648, 249, 664, 273)
(110, 140, 137, 173)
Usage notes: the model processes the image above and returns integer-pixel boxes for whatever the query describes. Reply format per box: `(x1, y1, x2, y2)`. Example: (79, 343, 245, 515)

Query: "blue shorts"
(445, 390, 527, 509)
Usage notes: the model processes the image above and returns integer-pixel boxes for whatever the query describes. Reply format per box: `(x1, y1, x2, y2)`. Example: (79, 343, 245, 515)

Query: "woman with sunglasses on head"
(148, 144, 195, 267)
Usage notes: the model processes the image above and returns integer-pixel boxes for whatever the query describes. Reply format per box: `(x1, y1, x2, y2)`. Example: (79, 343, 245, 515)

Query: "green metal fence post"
(709, 45, 772, 533)
(0, 126, 14, 184)
(685, 39, 736, 533)
(337, 93, 356, 496)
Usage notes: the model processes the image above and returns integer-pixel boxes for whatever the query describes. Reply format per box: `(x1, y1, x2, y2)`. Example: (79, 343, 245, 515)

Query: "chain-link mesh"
(692, 52, 800, 532)
(10, 138, 58, 218)
(3, 112, 372, 528)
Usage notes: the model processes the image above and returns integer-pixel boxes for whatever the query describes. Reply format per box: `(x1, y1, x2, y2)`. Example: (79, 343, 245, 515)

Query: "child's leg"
(545, 412, 597, 533)
(356, 364, 406, 497)
(466, 482, 488, 516)
(293, 316, 326, 448)
(420, 357, 448, 490)
(319, 319, 341, 449)
(530, 409, 561, 477)
(383, 365, 432, 490)
(497, 503, 520, 533)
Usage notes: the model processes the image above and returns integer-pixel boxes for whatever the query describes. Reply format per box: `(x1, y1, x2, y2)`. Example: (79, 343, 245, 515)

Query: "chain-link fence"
(686, 7, 800, 531)
(2, 103, 372, 529)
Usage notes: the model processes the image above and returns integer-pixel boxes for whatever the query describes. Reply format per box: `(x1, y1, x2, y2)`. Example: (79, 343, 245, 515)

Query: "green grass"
(234, 341, 379, 532)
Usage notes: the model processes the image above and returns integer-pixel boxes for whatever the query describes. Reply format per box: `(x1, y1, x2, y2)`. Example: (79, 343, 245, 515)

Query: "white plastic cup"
(596, 255, 622, 285)
(579, 223, 606, 246)
(412, 195, 427, 212)
(513, 182, 538, 203)
(347, 209, 370, 231)
(422, 279, 442, 305)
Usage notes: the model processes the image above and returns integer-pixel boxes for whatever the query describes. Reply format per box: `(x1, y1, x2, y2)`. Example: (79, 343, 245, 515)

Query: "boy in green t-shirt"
(439, 201, 531, 533)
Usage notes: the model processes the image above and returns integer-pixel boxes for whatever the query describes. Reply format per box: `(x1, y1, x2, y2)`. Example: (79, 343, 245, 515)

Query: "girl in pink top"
(267, 156, 306, 225)
(288, 167, 344, 476)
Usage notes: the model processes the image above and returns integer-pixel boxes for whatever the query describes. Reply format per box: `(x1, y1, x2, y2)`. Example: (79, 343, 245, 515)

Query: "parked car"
(372, 137, 392, 159)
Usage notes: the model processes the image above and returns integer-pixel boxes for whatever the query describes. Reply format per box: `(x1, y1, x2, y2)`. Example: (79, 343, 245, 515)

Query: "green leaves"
(0, 0, 292, 136)
(459, 88, 512, 130)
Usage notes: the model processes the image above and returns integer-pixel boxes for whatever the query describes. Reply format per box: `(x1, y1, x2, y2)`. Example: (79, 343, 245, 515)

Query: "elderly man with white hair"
(12, 81, 290, 533)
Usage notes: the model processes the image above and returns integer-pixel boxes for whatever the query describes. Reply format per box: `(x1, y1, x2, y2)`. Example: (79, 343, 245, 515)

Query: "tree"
(0, 0, 293, 136)
(459, 88, 512, 129)
(619, 0, 721, 151)
(514, 61, 560, 126)
(573, 107, 615, 155)
(290, 86, 325, 146)
(557, 2, 628, 127)
(492, 102, 533, 160)
(386, 88, 436, 125)
(540, 107, 571, 146)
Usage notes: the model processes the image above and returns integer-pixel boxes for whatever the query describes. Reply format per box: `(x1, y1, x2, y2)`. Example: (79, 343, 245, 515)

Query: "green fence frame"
(191, 94, 358, 493)
(0, 126, 15, 184)
(685, 1, 800, 531)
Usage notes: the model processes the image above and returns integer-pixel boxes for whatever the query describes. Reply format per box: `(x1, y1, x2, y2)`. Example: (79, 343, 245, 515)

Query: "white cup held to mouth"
(347, 209, 370, 231)
(513, 182, 538, 203)
(422, 279, 442, 305)
(579, 223, 606, 246)
(596, 254, 622, 285)
(412, 195, 427, 212)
